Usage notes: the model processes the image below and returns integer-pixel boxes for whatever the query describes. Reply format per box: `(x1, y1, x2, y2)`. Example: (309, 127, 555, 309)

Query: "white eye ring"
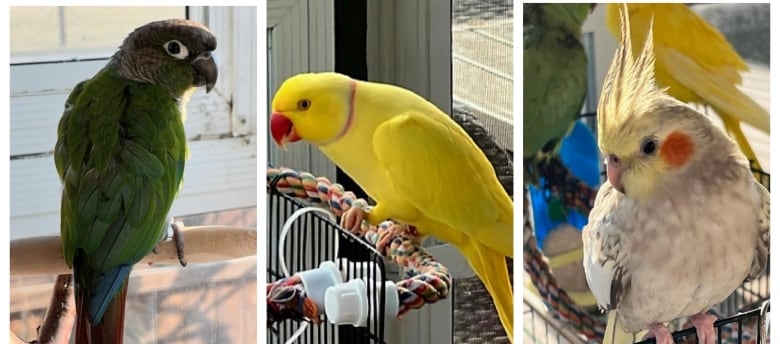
(164, 40, 189, 59)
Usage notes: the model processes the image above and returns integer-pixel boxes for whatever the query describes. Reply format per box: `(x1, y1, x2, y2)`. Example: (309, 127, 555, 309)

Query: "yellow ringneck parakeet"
(605, 3, 769, 172)
(55, 19, 217, 343)
(270, 72, 515, 341)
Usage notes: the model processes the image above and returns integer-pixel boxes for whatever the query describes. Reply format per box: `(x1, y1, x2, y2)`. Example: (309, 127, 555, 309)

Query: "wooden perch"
(11, 225, 257, 276)
(36, 274, 75, 344)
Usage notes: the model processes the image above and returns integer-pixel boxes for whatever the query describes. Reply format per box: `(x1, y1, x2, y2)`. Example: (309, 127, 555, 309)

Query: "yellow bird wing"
(605, 3, 769, 134)
(606, 4, 747, 82)
(371, 111, 513, 257)
(659, 47, 769, 133)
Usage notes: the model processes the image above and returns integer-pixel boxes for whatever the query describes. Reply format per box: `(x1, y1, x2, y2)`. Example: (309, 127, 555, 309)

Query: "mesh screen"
(453, 0, 513, 151)
(452, 1, 513, 343)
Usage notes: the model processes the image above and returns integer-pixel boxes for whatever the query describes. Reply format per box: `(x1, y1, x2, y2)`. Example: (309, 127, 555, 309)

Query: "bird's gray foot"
(170, 221, 187, 267)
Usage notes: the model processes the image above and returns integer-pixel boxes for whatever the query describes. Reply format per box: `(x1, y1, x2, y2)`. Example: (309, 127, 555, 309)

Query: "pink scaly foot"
(688, 312, 717, 344)
(340, 207, 368, 236)
(375, 224, 418, 253)
(643, 323, 675, 344)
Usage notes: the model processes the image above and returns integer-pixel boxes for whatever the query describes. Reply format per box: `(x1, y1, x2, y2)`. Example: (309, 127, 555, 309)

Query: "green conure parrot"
(269, 73, 515, 341)
(523, 3, 592, 185)
(54, 19, 217, 343)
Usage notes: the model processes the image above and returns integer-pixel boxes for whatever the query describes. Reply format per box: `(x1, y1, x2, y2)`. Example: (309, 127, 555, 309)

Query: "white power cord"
(284, 321, 308, 344)
(277, 206, 339, 344)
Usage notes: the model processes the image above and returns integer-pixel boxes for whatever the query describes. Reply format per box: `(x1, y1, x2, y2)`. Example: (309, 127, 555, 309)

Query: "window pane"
(10, 6, 186, 63)
(452, 0, 513, 150)
(451, 1, 513, 343)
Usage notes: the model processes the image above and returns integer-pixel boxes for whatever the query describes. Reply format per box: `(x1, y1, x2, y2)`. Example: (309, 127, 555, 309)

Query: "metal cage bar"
(634, 301, 770, 344)
(266, 178, 388, 344)
(524, 294, 769, 344)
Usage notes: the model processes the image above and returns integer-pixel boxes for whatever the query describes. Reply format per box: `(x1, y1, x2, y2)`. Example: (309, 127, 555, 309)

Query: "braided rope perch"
(267, 275, 320, 326)
(267, 167, 452, 317)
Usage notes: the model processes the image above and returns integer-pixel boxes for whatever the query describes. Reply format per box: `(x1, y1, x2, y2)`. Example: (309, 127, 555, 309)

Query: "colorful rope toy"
(267, 167, 452, 321)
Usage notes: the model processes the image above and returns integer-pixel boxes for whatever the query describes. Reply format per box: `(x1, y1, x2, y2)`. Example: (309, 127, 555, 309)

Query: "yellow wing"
(605, 3, 769, 169)
(651, 10, 768, 132)
(659, 48, 767, 168)
(605, 4, 748, 101)
(371, 111, 513, 257)
(604, 4, 767, 126)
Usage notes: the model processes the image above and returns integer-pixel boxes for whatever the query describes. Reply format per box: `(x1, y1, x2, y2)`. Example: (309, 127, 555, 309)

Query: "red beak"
(270, 113, 300, 148)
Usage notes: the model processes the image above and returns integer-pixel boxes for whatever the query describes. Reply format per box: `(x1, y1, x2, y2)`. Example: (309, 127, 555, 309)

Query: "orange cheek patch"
(660, 131, 694, 168)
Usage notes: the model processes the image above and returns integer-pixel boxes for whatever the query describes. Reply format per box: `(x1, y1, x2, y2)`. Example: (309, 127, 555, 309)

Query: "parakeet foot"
(375, 224, 416, 253)
(340, 207, 367, 236)
(170, 221, 187, 267)
(643, 323, 674, 344)
(687, 312, 717, 344)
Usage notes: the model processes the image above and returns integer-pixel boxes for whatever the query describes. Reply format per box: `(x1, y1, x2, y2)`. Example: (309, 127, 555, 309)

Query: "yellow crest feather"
(597, 4, 667, 148)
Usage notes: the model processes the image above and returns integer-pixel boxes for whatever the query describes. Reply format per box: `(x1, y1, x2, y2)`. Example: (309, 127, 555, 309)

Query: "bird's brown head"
(113, 19, 218, 96)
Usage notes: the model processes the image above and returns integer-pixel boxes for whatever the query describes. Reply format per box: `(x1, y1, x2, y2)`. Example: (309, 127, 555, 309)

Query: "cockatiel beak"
(270, 112, 301, 149)
(606, 154, 625, 193)
(192, 52, 218, 93)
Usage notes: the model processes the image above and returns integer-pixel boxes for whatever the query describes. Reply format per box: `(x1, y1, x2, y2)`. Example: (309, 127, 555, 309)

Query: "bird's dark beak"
(606, 154, 625, 193)
(192, 52, 218, 93)
(270, 112, 300, 149)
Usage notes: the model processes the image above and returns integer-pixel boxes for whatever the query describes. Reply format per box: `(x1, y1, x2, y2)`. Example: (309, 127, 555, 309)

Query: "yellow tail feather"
(721, 114, 763, 172)
(603, 311, 647, 344)
(463, 240, 514, 343)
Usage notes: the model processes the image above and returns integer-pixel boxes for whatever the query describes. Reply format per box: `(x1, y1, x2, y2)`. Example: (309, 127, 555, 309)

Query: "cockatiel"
(55, 19, 217, 343)
(270, 73, 515, 341)
(605, 3, 769, 172)
(583, 5, 768, 344)
(523, 3, 591, 185)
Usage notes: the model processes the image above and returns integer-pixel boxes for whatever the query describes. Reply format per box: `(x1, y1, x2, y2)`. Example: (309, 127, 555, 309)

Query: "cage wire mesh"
(452, 0, 514, 343)
(524, 300, 770, 344)
(523, 268, 770, 344)
(266, 180, 388, 344)
(635, 301, 770, 344)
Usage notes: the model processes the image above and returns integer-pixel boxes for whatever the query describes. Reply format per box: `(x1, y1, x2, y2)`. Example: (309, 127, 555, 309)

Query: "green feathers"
(120, 140, 165, 179)
(523, 4, 591, 185)
(56, 67, 185, 271)
(523, 4, 591, 159)
(54, 19, 217, 328)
